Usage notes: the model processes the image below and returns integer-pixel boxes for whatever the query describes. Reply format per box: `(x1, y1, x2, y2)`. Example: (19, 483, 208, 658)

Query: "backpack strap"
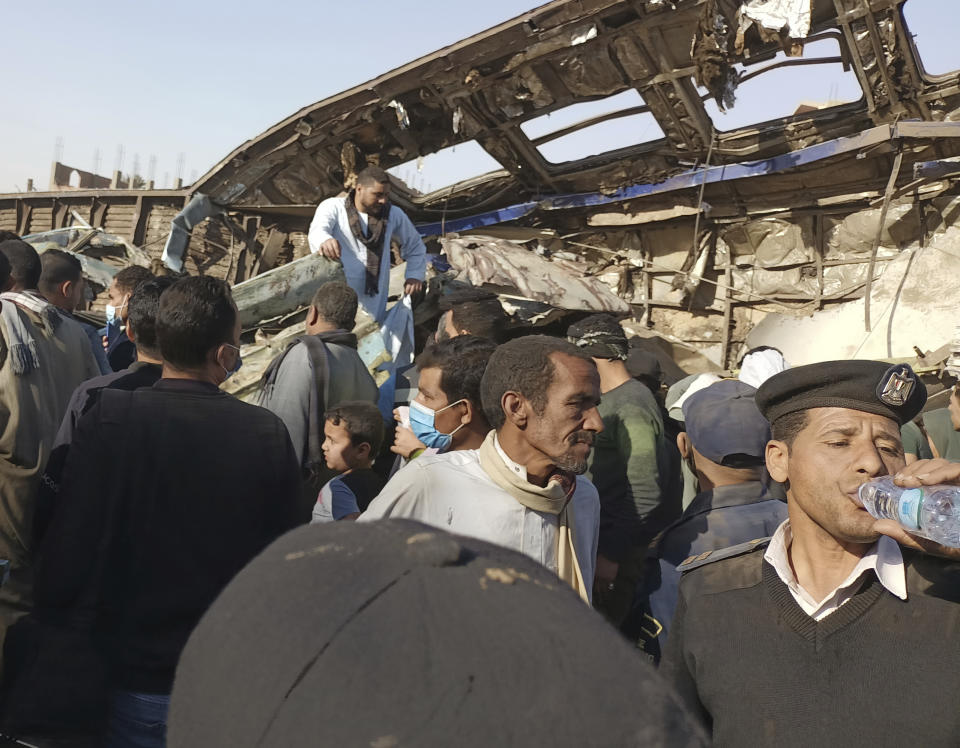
(298, 336, 331, 471)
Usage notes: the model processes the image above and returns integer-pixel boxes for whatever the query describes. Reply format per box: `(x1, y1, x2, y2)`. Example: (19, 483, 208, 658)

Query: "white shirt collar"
(493, 433, 528, 481)
(764, 519, 907, 621)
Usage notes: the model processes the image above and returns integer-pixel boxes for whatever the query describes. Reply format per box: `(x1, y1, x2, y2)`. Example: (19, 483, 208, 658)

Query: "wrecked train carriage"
(3, 0, 960, 370)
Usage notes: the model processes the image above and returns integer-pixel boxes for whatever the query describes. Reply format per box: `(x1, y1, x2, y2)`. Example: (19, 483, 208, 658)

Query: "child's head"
(323, 401, 385, 473)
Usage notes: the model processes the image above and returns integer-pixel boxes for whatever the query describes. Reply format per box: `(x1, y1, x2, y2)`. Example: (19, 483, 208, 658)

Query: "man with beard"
(361, 336, 602, 602)
(662, 360, 960, 746)
(308, 166, 426, 324)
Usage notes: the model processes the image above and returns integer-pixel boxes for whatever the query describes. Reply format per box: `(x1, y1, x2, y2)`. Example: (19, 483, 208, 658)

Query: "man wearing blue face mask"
(391, 336, 495, 462)
(29, 275, 301, 746)
(99, 265, 154, 372)
(363, 335, 603, 603)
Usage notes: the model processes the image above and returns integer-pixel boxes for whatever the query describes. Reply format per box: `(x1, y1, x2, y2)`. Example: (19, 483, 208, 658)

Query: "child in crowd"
(311, 401, 386, 523)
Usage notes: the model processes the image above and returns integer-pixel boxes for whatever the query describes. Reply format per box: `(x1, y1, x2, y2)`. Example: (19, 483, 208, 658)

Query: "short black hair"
(0, 231, 21, 243)
(416, 335, 496, 410)
(441, 290, 511, 344)
(113, 265, 154, 295)
(480, 335, 594, 429)
(38, 249, 83, 294)
(0, 240, 42, 290)
(356, 166, 391, 187)
(128, 276, 177, 354)
(771, 410, 808, 450)
(157, 276, 237, 369)
(311, 281, 358, 331)
(327, 401, 385, 454)
(0, 250, 9, 290)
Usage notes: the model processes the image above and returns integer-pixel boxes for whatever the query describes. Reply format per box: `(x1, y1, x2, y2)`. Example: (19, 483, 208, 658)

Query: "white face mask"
(105, 295, 129, 325)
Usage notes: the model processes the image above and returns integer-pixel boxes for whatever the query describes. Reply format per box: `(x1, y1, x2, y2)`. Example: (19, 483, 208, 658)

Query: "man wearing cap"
(631, 379, 787, 659)
(566, 314, 680, 623)
(661, 360, 960, 746)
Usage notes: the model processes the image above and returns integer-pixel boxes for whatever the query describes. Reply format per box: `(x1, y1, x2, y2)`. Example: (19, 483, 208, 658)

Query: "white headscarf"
(739, 349, 789, 389)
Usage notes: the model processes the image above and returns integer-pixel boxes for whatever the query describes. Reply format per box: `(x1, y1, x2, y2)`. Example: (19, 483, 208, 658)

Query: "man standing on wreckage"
(308, 165, 426, 324)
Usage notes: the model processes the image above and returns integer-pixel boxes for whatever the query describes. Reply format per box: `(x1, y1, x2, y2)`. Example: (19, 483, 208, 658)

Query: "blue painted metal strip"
(415, 201, 537, 236)
(415, 121, 960, 236)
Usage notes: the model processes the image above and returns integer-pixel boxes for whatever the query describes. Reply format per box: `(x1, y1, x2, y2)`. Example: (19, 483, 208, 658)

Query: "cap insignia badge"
(877, 364, 915, 407)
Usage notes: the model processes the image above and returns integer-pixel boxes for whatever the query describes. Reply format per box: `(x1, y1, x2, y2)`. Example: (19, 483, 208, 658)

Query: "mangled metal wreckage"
(5, 0, 960, 396)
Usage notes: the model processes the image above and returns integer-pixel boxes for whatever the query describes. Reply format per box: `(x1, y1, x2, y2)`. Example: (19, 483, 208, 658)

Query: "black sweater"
(662, 544, 960, 747)
(35, 379, 302, 693)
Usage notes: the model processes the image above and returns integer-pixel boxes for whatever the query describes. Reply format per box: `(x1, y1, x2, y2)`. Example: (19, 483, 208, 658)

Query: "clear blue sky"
(1, 0, 953, 194)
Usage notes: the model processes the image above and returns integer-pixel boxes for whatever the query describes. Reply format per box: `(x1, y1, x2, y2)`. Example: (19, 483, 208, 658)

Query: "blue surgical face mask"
(409, 398, 465, 452)
(220, 343, 243, 381)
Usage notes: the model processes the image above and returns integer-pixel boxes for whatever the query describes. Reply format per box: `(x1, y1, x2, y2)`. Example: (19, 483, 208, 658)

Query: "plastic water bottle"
(858, 476, 960, 548)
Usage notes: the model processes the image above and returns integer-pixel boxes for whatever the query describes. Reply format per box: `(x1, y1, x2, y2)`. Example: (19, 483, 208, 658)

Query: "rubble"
(2, 0, 960, 382)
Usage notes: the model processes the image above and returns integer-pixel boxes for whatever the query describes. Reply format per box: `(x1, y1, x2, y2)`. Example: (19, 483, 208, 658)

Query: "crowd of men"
(0, 166, 958, 747)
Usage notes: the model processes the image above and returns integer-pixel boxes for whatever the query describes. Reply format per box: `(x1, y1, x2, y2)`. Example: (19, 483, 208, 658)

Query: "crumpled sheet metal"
(824, 202, 921, 260)
(739, 0, 811, 40)
(443, 236, 631, 315)
(731, 261, 881, 299)
(747, 225, 960, 365)
(717, 217, 815, 268)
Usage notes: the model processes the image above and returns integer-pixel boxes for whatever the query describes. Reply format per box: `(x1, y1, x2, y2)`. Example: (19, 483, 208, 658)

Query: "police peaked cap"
(755, 359, 927, 426)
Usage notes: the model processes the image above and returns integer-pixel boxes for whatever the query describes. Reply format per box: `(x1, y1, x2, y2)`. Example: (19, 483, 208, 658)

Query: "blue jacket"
(629, 480, 788, 659)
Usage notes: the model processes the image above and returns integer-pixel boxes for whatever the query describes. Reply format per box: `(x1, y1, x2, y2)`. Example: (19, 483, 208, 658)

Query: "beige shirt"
(360, 437, 601, 599)
(764, 520, 907, 621)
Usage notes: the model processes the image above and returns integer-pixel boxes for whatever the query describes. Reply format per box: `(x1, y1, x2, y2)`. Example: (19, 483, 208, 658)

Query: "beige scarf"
(477, 431, 590, 603)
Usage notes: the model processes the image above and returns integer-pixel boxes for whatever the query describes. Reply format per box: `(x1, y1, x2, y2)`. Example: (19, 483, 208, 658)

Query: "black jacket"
(34, 379, 302, 693)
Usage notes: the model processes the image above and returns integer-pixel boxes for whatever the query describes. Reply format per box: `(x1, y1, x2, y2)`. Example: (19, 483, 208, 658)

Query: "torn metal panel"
(740, 0, 811, 40)
(443, 235, 631, 314)
(415, 122, 960, 236)
(187, 0, 959, 223)
(161, 194, 224, 273)
(746, 224, 960, 364)
(232, 252, 347, 329)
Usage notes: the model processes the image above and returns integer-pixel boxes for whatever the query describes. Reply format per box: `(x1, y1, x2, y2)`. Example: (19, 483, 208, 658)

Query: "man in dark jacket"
(566, 314, 680, 625)
(33, 275, 301, 746)
(259, 281, 378, 518)
(629, 379, 787, 659)
(35, 276, 175, 545)
(662, 361, 960, 746)
(100, 265, 154, 372)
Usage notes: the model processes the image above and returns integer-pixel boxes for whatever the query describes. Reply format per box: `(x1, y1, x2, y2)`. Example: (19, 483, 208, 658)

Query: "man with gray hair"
(362, 335, 602, 602)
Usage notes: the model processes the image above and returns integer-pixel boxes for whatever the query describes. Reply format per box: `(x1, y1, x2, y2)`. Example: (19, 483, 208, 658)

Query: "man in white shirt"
(361, 335, 603, 602)
(308, 166, 426, 324)
(661, 359, 960, 747)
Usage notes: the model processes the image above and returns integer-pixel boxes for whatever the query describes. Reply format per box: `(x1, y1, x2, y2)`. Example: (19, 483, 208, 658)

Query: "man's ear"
(766, 440, 789, 484)
(501, 391, 528, 429)
(125, 323, 136, 343)
(59, 280, 73, 300)
(677, 431, 691, 459)
(356, 441, 372, 460)
(306, 305, 319, 327)
(460, 399, 475, 426)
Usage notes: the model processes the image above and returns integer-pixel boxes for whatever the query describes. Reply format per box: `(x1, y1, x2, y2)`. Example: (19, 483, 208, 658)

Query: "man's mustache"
(567, 431, 596, 446)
